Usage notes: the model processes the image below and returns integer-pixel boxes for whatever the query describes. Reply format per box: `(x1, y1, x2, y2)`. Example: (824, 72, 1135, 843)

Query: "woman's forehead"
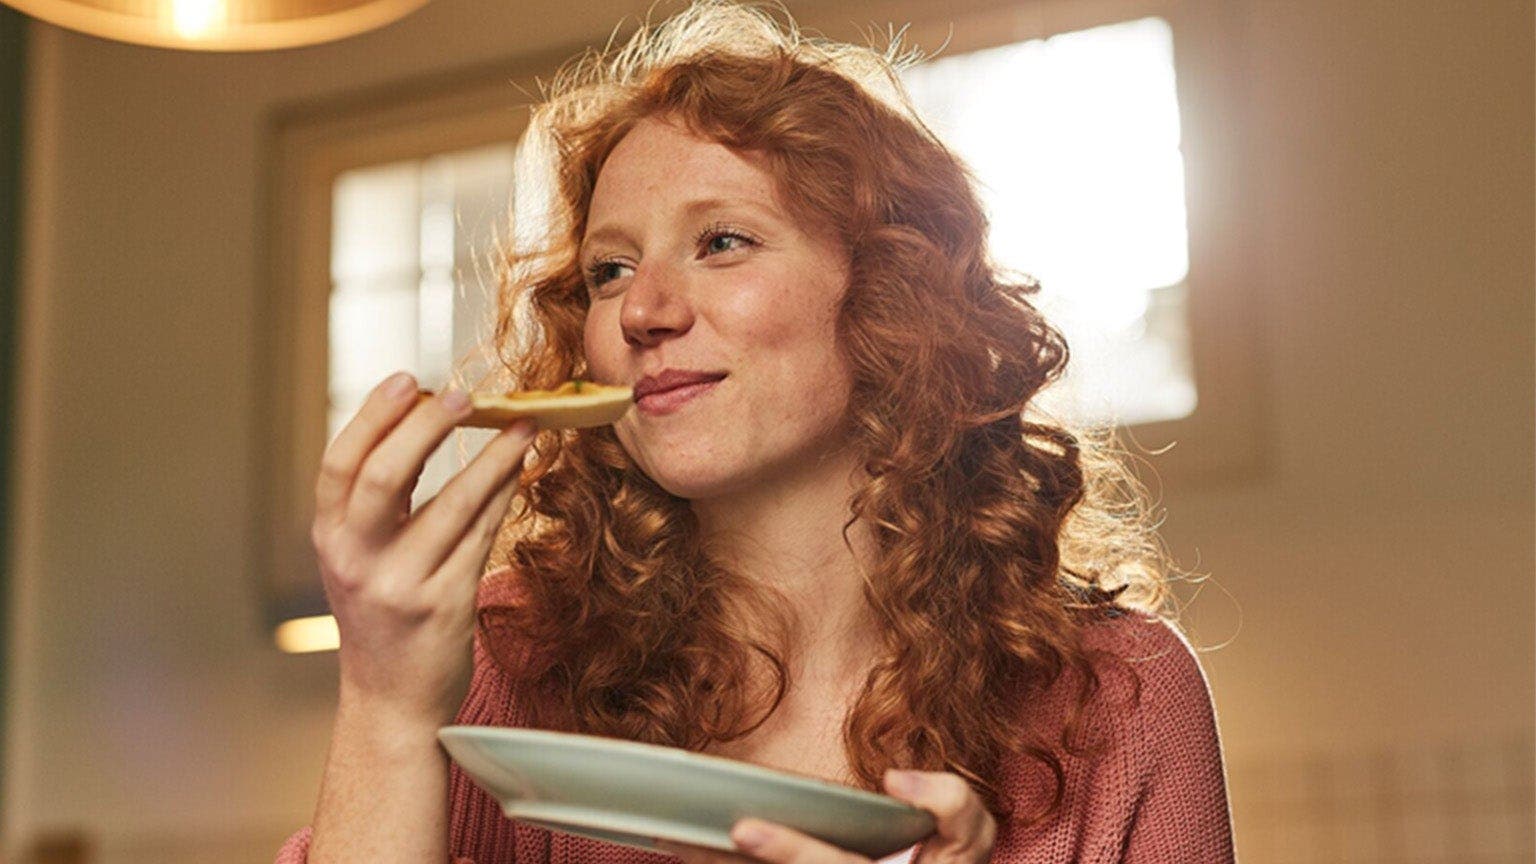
(586, 119, 787, 227)
(604, 119, 772, 188)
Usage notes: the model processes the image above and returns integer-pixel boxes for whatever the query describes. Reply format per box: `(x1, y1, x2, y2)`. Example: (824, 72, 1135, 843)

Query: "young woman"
(279, 3, 1234, 862)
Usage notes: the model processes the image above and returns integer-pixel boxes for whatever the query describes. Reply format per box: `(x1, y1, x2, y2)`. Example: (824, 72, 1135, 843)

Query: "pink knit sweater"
(278, 568, 1234, 863)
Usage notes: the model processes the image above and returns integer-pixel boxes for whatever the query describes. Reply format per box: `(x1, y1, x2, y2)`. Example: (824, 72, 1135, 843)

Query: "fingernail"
(384, 372, 415, 398)
(731, 821, 771, 851)
(441, 388, 471, 413)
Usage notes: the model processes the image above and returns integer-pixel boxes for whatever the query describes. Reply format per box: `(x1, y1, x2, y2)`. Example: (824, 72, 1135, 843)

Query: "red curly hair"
(475, 1, 1174, 827)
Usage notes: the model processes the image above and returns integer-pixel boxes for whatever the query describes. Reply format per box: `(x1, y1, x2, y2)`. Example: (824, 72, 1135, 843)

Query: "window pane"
(331, 163, 420, 283)
(419, 142, 516, 389)
(429, 143, 516, 268)
(328, 145, 516, 508)
(901, 16, 1195, 427)
(328, 281, 420, 419)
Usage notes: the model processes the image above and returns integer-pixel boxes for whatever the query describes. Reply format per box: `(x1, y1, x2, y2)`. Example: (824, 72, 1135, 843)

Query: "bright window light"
(328, 144, 514, 510)
(901, 16, 1196, 427)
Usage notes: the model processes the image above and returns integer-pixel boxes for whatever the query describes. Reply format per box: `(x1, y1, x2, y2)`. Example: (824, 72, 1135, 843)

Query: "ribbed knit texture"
(278, 568, 1235, 863)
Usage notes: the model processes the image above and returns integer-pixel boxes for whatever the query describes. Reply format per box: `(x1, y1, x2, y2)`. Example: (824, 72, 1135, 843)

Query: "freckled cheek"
(717, 287, 804, 349)
(582, 308, 620, 378)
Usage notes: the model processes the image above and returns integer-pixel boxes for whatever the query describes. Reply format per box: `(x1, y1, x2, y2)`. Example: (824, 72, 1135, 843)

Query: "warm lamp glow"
(170, 0, 224, 38)
(275, 614, 340, 653)
(0, 0, 433, 51)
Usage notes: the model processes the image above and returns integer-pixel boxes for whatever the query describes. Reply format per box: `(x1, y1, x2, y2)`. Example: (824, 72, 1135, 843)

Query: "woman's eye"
(585, 260, 632, 288)
(706, 233, 744, 254)
(697, 228, 757, 257)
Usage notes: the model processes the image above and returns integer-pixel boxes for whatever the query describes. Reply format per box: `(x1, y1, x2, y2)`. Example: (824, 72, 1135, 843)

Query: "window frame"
(257, 0, 1264, 618)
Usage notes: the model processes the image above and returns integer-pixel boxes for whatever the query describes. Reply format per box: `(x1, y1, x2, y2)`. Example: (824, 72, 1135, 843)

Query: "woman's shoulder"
(1003, 609, 1227, 800)
(1076, 609, 1218, 724)
(1038, 608, 1226, 784)
(1005, 608, 1219, 760)
(994, 615, 1233, 858)
(1082, 609, 1209, 686)
(472, 563, 548, 674)
(477, 563, 531, 609)
(455, 565, 544, 728)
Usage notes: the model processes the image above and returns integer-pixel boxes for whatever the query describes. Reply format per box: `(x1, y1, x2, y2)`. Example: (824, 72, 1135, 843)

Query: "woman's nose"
(619, 262, 693, 348)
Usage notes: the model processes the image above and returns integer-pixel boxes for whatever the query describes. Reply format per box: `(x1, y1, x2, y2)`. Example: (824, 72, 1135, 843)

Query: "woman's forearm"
(308, 694, 452, 864)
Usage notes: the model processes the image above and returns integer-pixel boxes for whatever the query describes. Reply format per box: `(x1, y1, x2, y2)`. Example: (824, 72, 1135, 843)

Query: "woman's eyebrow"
(580, 224, 632, 258)
(679, 196, 782, 224)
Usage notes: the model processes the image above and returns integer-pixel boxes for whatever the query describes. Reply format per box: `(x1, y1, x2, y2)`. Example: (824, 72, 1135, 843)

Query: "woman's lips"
(635, 378, 722, 416)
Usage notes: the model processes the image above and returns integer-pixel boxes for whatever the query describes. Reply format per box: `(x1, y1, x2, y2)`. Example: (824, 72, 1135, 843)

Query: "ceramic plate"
(438, 726, 935, 858)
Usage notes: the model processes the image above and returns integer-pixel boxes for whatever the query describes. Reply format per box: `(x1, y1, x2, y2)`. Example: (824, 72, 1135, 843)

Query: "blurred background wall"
(2, 0, 1532, 861)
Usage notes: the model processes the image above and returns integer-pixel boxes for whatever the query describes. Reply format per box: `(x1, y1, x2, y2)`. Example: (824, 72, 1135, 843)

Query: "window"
(328, 144, 513, 509)
(260, 74, 537, 640)
(901, 17, 1195, 427)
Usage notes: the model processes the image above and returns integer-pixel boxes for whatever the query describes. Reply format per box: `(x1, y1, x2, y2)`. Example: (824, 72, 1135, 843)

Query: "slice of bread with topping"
(418, 382, 633, 430)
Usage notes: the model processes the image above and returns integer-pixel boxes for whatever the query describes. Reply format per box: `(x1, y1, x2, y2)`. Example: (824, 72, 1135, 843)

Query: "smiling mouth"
(633, 373, 726, 416)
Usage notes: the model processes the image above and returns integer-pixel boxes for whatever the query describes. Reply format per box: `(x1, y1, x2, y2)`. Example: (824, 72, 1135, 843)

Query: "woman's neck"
(690, 446, 881, 689)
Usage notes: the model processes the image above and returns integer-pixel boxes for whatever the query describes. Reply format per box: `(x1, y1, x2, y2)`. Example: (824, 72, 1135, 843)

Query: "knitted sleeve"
(1119, 619, 1236, 864)
(990, 614, 1235, 863)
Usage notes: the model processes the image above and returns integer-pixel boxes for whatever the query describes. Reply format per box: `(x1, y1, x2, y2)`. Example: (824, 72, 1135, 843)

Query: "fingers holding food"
(304, 377, 571, 727)
(394, 420, 536, 580)
(314, 371, 421, 529)
(342, 388, 474, 544)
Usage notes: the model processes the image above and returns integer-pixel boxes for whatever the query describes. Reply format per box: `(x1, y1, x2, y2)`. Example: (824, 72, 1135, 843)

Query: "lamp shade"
(1, 0, 432, 50)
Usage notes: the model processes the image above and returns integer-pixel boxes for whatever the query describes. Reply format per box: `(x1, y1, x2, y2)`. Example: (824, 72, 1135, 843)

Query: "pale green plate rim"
(438, 725, 935, 857)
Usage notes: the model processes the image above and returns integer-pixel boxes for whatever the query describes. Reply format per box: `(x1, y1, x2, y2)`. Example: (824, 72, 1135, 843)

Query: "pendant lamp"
(0, 0, 432, 50)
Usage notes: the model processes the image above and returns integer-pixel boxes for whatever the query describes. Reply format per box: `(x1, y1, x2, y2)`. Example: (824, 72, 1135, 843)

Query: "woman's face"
(581, 117, 854, 502)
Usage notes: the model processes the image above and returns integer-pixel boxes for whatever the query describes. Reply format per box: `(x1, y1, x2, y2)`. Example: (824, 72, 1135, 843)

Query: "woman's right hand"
(310, 371, 536, 731)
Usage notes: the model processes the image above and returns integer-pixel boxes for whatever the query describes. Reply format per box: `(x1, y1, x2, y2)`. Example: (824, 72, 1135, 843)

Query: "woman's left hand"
(656, 769, 997, 864)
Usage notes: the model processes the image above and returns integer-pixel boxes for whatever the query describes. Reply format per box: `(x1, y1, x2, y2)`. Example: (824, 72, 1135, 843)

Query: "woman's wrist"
(335, 684, 452, 749)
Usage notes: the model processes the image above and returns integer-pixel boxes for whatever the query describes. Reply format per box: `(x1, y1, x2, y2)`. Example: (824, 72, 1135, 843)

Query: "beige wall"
(5, 0, 1532, 861)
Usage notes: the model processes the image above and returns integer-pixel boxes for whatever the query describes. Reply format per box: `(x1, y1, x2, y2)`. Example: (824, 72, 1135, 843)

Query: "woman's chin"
(644, 468, 745, 503)
(620, 435, 739, 500)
